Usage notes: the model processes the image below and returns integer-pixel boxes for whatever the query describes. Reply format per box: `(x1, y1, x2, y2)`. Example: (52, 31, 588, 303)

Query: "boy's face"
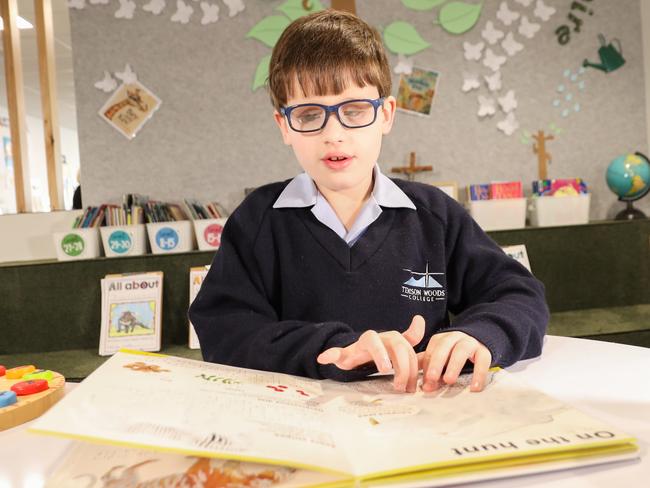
(274, 82, 396, 198)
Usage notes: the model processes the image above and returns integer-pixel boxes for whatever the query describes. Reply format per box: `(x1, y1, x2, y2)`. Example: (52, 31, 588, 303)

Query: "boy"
(189, 10, 548, 393)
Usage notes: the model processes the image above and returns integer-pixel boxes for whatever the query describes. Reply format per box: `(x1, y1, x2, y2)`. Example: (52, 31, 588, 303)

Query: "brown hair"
(268, 9, 391, 111)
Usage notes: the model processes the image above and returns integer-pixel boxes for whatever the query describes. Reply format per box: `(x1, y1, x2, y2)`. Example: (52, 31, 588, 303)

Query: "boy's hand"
(316, 315, 425, 392)
(418, 331, 492, 393)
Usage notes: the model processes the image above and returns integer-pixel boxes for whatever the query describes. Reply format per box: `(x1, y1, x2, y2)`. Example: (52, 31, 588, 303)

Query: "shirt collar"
(273, 165, 416, 210)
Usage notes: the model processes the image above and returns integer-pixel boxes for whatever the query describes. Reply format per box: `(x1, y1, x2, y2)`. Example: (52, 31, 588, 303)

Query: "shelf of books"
(53, 194, 229, 261)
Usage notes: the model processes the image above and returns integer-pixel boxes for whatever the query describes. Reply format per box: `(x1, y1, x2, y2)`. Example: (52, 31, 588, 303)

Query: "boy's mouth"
(322, 153, 353, 170)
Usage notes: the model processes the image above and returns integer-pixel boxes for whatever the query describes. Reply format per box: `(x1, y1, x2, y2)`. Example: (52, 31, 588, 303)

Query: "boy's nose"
(321, 112, 346, 141)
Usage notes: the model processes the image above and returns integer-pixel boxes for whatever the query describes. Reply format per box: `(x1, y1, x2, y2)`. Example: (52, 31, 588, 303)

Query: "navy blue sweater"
(189, 179, 549, 381)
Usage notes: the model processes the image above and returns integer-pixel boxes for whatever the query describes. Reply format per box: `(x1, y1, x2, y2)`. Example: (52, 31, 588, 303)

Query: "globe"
(606, 152, 650, 219)
(606, 153, 650, 201)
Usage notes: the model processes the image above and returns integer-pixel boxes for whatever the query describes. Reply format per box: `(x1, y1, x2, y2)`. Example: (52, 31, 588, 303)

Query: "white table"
(1, 335, 649, 487)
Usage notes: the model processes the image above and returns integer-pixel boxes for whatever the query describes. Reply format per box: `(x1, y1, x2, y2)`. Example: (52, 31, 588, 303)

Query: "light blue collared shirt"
(273, 165, 416, 246)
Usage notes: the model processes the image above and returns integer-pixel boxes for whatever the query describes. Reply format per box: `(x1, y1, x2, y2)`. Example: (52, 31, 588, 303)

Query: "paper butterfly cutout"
(115, 0, 136, 19)
(200, 2, 219, 24)
(501, 32, 524, 56)
(519, 15, 540, 39)
(393, 54, 414, 75)
(462, 73, 480, 92)
(534, 0, 556, 21)
(497, 112, 519, 135)
(94, 71, 117, 93)
(484, 71, 502, 92)
(68, 0, 85, 9)
(483, 48, 507, 72)
(498, 89, 518, 113)
(222, 0, 245, 17)
(171, 0, 193, 23)
(482, 21, 504, 45)
(478, 96, 497, 117)
(463, 41, 485, 61)
(497, 1, 520, 26)
(143, 0, 166, 15)
(514, 0, 533, 6)
(115, 64, 138, 84)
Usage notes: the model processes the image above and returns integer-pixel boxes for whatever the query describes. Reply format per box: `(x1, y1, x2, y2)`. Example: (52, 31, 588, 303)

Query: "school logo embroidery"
(401, 262, 446, 302)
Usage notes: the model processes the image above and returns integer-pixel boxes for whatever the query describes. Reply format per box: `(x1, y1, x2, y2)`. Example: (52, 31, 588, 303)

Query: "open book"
(33, 351, 638, 487)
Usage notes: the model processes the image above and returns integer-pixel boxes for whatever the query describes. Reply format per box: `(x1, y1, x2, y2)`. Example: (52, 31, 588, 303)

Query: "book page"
(46, 442, 346, 488)
(32, 352, 354, 475)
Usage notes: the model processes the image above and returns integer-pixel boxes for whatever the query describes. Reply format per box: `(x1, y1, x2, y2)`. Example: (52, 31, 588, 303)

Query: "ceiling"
(0, 0, 77, 131)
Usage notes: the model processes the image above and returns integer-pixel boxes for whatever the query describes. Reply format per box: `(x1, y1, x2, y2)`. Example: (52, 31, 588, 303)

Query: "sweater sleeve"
(188, 202, 371, 382)
(442, 204, 549, 368)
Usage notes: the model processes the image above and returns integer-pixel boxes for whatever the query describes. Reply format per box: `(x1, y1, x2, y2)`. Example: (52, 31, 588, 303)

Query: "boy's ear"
(274, 111, 292, 146)
(380, 96, 397, 135)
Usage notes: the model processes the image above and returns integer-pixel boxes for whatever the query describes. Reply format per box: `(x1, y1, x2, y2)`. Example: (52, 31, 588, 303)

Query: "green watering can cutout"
(583, 34, 625, 73)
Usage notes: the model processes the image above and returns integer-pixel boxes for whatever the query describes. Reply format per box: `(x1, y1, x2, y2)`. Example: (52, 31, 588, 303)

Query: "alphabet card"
(98, 81, 161, 140)
(99, 272, 163, 356)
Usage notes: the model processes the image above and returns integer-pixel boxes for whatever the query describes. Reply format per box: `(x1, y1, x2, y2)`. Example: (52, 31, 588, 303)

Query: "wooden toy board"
(0, 372, 65, 431)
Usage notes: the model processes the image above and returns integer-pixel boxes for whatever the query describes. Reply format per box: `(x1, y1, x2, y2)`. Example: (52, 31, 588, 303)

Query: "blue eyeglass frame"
(280, 97, 385, 133)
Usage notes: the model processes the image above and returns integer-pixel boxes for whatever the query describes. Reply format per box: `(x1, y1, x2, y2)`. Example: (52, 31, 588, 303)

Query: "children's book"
(99, 273, 163, 356)
(189, 266, 210, 349)
(502, 244, 532, 272)
(489, 181, 523, 199)
(32, 351, 638, 486)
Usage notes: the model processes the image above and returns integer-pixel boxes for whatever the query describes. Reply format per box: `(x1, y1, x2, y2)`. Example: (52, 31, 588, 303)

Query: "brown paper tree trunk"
(331, 0, 356, 14)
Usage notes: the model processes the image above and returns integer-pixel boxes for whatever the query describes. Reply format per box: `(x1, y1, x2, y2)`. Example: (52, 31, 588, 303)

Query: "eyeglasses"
(280, 97, 385, 133)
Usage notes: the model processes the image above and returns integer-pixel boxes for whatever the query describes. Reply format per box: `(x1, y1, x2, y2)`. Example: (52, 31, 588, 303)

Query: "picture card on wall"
(396, 67, 440, 117)
(98, 81, 162, 140)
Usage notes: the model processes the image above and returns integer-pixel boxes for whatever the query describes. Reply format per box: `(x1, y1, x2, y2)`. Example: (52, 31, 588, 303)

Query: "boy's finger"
(316, 347, 342, 365)
(385, 340, 411, 392)
(405, 343, 419, 393)
(423, 335, 452, 386)
(470, 347, 492, 392)
(360, 330, 392, 373)
(442, 340, 473, 385)
(402, 315, 426, 347)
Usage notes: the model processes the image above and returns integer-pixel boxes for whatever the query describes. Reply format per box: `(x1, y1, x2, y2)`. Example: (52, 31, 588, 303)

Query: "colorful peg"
(22, 369, 54, 382)
(10, 379, 48, 396)
(0, 365, 5, 377)
(0, 391, 17, 407)
(6, 365, 36, 380)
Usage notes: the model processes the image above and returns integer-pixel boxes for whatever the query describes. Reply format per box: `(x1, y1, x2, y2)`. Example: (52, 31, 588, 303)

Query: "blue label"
(156, 227, 179, 250)
(108, 230, 132, 254)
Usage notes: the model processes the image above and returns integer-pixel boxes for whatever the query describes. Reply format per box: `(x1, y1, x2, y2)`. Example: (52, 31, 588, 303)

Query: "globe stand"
(615, 200, 647, 220)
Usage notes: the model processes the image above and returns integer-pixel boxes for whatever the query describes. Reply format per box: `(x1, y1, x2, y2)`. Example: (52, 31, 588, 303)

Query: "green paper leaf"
(252, 55, 271, 91)
(383, 21, 430, 55)
(276, 0, 325, 21)
(246, 16, 291, 48)
(402, 0, 447, 11)
(438, 1, 483, 35)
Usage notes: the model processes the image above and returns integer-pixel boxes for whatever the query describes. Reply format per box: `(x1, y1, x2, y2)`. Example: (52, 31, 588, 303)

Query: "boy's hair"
(268, 9, 391, 111)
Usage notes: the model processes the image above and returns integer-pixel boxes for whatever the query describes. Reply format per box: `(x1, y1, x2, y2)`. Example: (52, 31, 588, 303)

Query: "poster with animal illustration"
(99, 272, 163, 356)
(98, 81, 161, 140)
